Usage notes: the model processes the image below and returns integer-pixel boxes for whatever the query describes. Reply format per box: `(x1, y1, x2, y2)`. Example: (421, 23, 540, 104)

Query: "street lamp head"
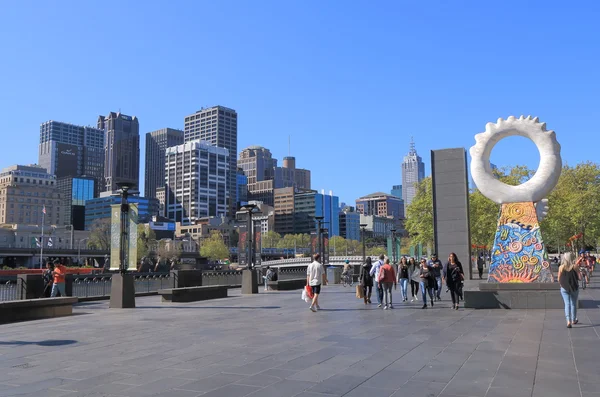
(391, 228, 397, 233)
(315, 216, 324, 221)
(360, 223, 368, 228)
(240, 203, 258, 212)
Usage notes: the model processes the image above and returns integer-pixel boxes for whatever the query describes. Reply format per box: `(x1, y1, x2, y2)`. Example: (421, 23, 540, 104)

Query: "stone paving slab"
(1, 279, 600, 397)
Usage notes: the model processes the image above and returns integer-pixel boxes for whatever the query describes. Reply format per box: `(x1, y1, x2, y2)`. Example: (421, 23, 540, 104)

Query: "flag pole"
(40, 206, 45, 269)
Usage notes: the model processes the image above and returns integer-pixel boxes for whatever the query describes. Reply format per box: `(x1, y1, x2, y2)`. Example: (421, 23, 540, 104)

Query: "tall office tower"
(238, 146, 278, 205)
(144, 128, 184, 199)
(164, 140, 229, 225)
(99, 112, 140, 192)
(0, 165, 64, 226)
(184, 106, 237, 217)
(275, 156, 311, 189)
(391, 185, 402, 199)
(402, 138, 425, 215)
(38, 120, 105, 197)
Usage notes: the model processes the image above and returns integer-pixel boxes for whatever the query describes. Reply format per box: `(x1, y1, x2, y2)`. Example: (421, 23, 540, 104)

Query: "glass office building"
(85, 194, 159, 230)
(57, 176, 95, 230)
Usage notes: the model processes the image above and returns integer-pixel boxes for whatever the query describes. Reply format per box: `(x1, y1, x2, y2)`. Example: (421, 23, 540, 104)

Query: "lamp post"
(240, 203, 258, 270)
(77, 238, 89, 265)
(240, 204, 260, 294)
(360, 223, 368, 264)
(315, 216, 324, 262)
(390, 228, 397, 265)
(109, 182, 135, 309)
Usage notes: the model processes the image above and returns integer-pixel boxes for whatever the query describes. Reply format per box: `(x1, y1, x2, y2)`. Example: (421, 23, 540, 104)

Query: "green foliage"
(405, 177, 434, 248)
(137, 224, 156, 259)
(367, 246, 387, 256)
(262, 231, 281, 248)
(88, 219, 110, 250)
(200, 231, 230, 261)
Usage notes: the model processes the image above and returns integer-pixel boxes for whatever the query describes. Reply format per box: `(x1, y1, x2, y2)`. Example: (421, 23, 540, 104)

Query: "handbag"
(356, 284, 364, 299)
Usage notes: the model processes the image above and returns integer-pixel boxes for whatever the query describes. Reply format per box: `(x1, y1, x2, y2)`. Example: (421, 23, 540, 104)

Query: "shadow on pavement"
(0, 339, 77, 346)
(137, 306, 281, 310)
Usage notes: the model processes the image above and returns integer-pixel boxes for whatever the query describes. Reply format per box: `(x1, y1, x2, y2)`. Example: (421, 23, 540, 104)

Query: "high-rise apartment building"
(38, 120, 105, 197)
(356, 192, 404, 220)
(144, 128, 184, 199)
(184, 106, 237, 217)
(402, 139, 425, 214)
(339, 209, 361, 241)
(99, 112, 140, 192)
(0, 165, 64, 226)
(164, 140, 229, 225)
(281, 189, 340, 236)
(274, 187, 296, 235)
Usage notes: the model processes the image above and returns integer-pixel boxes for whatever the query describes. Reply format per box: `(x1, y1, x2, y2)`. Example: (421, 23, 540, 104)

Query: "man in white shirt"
(370, 254, 386, 307)
(307, 253, 328, 312)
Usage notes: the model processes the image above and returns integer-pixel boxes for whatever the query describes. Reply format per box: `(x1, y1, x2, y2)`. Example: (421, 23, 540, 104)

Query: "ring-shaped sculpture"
(470, 115, 562, 204)
(469, 116, 562, 283)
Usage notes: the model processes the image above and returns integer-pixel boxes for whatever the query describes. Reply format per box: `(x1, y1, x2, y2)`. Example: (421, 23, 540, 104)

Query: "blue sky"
(1, 1, 598, 205)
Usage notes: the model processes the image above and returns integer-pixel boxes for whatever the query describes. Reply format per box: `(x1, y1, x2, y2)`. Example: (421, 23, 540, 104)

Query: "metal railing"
(71, 273, 172, 298)
(0, 280, 17, 301)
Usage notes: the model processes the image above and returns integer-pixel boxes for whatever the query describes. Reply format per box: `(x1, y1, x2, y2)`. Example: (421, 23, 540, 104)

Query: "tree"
(200, 231, 230, 261)
(367, 246, 387, 257)
(262, 231, 281, 248)
(277, 234, 297, 249)
(347, 239, 361, 255)
(469, 190, 498, 250)
(405, 177, 434, 249)
(329, 236, 347, 255)
(88, 219, 110, 250)
(137, 224, 156, 260)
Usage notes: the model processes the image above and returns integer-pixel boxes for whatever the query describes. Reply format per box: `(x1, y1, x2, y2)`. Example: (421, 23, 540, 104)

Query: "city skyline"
(1, 1, 595, 205)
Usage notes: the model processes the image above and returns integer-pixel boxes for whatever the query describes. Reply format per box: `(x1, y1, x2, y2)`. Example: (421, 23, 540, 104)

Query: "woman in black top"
(408, 257, 420, 302)
(419, 259, 435, 309)
(397, 257, 410, 302)
(444, 252, 464, 310)
(558, 252, 581, 328)
(359, 257, 374, 304)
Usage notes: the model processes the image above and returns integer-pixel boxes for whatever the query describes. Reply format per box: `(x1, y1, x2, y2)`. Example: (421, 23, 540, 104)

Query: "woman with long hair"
(397, 256, 410, 302)
(559, 252, 580, 328)
(419, 258, 435, 309)
(408, 257, 420, 302)
(359, 257, 374, 304)
(444, 252, 464, 310)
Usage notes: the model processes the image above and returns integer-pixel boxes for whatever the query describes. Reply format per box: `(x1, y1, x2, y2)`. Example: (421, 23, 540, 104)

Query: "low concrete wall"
(267, 278, 306, 291)
(464, 283, 573, 309)
(159, 286, 228, 303)
(0, 297, 78, 324)
(171, 270, 203, 288)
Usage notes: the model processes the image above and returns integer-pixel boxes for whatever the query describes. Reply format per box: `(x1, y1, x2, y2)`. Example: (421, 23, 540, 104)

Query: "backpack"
(451, 266, 462, 283)
(378, 265, 386, 282)
(266, 270, 275, 281)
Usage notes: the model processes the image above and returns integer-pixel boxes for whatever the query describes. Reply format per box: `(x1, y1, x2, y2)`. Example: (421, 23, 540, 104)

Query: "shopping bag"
(305, 285, 314, 300)
(301, 288, 310, 303)
(356, 284, 364, 299)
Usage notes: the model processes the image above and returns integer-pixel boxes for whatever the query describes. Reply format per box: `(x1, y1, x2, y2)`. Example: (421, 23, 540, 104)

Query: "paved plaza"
(1, 280, 600, 397)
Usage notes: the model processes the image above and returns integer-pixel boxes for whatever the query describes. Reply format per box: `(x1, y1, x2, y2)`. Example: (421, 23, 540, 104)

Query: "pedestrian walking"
(379, 258, 397, 309)
(307, 254, 328, 312)
(42, 261, 54, 298)
(50, 259, 67, 297)
(408, 257, 420, 302)
(477, 254, 485, 280)
(559, 252, 580, 328)
(359, 257, 374, 304)
(428, 254, 443, 301)
(444, 252, 464, 310)
(419, 258, 435, 309)
(370, 254, 385, 307)
(397, 257, 409, 302)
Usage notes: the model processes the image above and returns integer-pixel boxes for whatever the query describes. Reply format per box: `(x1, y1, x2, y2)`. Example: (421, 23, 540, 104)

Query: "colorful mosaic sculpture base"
(488, 202, 553, 283)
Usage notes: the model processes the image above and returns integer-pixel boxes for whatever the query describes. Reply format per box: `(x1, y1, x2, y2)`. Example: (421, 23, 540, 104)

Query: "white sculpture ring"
(469, 116, 562, 204)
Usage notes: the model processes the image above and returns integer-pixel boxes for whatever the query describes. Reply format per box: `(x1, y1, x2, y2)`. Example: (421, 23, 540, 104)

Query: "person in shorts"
(307, 253, 328, 312)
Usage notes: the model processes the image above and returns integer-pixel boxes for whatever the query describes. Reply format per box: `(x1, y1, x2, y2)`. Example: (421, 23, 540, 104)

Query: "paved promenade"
(1, 280, 600, 397)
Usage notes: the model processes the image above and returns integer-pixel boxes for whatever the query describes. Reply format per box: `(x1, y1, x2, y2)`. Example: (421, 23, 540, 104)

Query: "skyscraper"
(164, 140, 229, 225)
(144, 128, 184, 199)
(99, 112, 140, 192)
(38, 120, 105, 197)
(184, 106, 237, 217)
(391, 185, 402, 199)
(402, 138, 425, 214)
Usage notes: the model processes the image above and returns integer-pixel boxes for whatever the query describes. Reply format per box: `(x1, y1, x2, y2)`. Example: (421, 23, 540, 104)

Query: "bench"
(0, 297, 79, 324)
(267, 278, 306, 291)
(158, 285, 228, 303)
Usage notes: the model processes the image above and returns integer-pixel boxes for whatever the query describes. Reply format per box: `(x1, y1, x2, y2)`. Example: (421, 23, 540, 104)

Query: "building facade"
(236, 168, 248, 208)
(38, 120, 105, 197)
(356, 192, 404, 220)
(184, 106, 237, 217)
(339, 209, 361, 241)
(0, 165, 64, 226)
(99, 112, 140, 192)
(391, 184, 402, 199)
(274, 187, 295, 235)
(402, 139, 425, 214)
(290, 189, 340, 236)
(360, 214, 396, 239)
(56, 176, 95, 230)
(144, 128, 184, 200)
(84, 194, 159, 230)
(164, 140, 229, 225)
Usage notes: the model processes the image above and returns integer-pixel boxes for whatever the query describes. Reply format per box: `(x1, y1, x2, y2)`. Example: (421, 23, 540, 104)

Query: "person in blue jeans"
(558, 252, 580, 328)
(418, 258, 435, 308)
(397, 257, 410, 302)
(428, 254, 443, 301)
(370, 254, 385, 307)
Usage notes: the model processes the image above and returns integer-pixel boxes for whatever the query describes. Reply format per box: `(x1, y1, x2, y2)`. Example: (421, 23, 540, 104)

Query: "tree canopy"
(200, 231, 230, 261)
